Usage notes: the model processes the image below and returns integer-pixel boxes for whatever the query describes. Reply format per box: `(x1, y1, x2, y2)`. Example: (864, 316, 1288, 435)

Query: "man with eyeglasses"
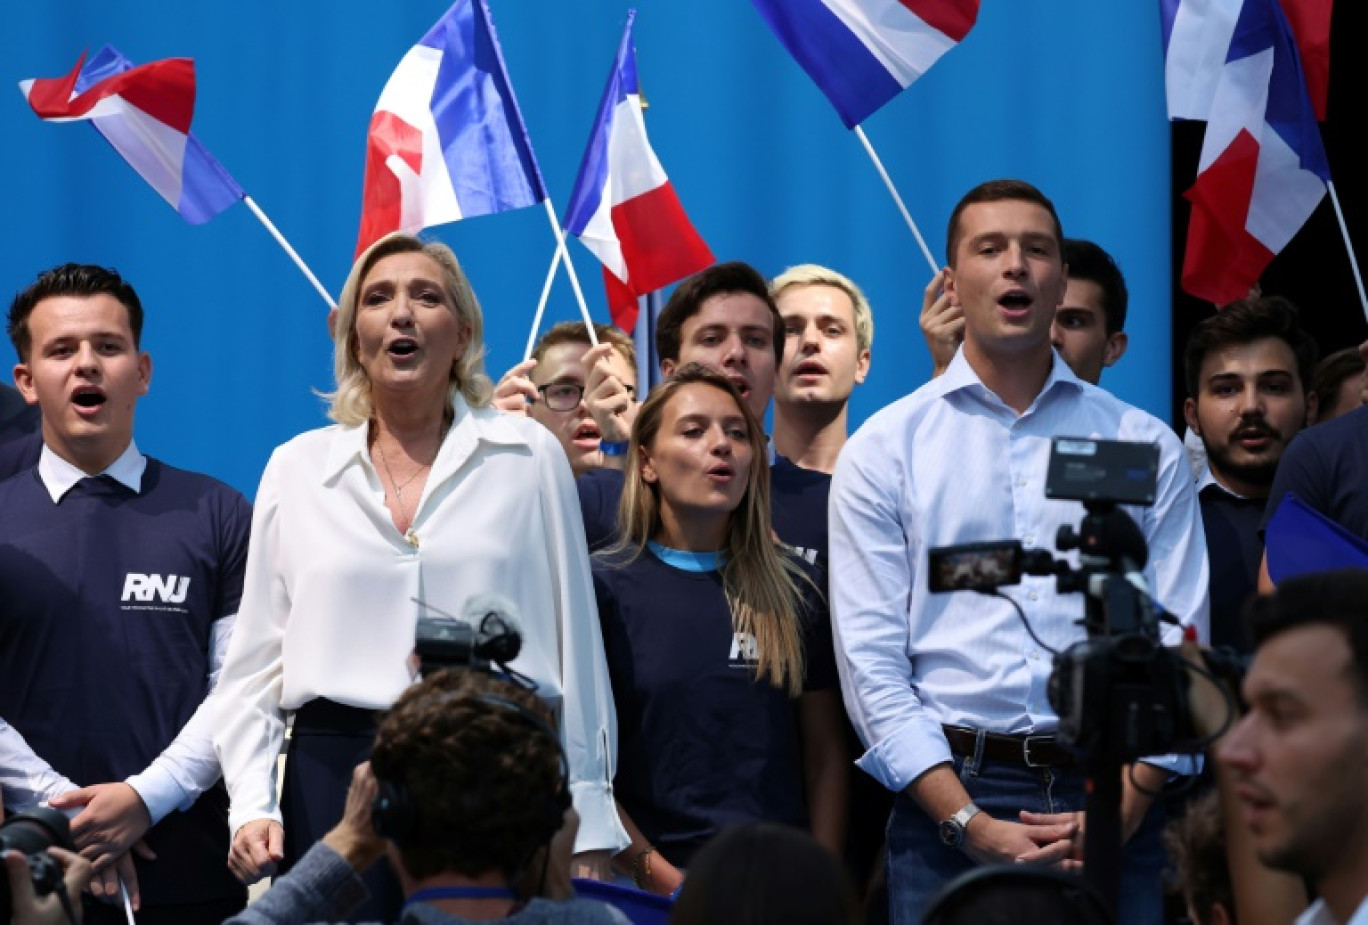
(494, 322, 639, 478)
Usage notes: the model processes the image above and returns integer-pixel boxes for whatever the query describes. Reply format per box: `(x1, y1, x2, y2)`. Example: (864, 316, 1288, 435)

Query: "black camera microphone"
(412, 592, 523, 675)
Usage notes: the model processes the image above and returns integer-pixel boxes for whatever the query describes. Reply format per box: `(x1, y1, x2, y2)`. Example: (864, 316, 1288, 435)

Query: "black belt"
(292, 698, 383, 737)
(942, 725, 1076, 768)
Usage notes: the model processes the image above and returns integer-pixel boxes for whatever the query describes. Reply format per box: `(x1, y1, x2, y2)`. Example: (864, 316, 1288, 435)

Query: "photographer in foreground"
(1208, 569, 1368, 925)
(226, 669, 627, 925)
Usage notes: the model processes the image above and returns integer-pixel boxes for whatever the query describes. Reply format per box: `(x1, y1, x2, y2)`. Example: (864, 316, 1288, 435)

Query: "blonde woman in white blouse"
(212, 234, 626, 918)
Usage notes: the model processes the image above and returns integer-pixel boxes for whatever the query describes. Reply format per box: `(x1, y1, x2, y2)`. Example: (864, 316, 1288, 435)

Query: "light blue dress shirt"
(829, 350, 1210, 793)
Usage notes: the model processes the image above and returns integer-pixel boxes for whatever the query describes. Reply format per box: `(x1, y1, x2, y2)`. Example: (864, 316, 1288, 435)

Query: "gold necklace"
(376, 439, 432, 542)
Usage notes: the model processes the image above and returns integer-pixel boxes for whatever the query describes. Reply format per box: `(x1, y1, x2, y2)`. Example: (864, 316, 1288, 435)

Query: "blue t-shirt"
(1262, 404, 1368, 541)
(577, 456, 831, 569)
(592, 546, 836, 867)
(1199, 485, 1264, 653)
(0, 459, 251, 906)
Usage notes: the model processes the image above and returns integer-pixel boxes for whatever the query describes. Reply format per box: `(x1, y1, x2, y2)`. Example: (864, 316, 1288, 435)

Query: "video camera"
(0, 806, 74, 925)
(413, 592, 524, 676)
(928, 437, 1201, 760)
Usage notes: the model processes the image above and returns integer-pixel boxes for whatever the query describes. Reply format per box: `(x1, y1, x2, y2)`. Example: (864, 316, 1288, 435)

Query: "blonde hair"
(770, 264, 875, 355)
(608, 364, 808, 695)
(531, 321, 637, 372)
(325, 233, 493, 426)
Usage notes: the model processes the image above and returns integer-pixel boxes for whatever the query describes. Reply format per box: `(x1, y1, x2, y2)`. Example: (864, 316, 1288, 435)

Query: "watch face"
(939, 819, 962, 847)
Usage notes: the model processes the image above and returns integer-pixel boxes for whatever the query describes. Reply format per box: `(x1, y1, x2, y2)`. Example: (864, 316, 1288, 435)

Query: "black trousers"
(280, 698, 403, 923)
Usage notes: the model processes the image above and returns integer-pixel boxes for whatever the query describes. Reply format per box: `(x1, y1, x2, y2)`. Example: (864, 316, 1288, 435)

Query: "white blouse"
(212, 398, 628, 853)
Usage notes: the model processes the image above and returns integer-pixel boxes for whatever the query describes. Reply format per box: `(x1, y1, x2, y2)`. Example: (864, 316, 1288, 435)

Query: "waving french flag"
(1180, 0, 1329, 306)
(752, 0, 980, 128)
(563, 11, 714, 333)
(20, 48, 244, 224)
(356, 0, 547, 257)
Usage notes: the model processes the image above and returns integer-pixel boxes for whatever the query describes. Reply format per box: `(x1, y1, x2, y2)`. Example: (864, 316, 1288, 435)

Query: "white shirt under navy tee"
(0, 440, 251, 906)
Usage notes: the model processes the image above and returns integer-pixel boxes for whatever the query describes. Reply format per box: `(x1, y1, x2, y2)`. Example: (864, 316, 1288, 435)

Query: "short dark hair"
(1164, 789, 1233, 925)
(369, 670, 566, 881)
(922, 867, 1109, 925)
(945, 179, 1064, 267)
(1062, 238, 1128, 335)
(669, 823, 857, 925)
(1182, 295, 1319, 400)
(1247, 569, 1368, 704)
(8, 264, 144, 362)
(655, 261, 784, 367)
(1310, 346, 1367, 420)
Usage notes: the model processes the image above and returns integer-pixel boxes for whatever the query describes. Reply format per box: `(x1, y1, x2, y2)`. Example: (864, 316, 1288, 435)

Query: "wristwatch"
(938, 802, 982, 848)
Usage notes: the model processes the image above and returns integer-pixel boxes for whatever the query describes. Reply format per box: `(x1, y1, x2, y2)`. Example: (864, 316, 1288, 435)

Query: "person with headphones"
(225, 669, 629, 925)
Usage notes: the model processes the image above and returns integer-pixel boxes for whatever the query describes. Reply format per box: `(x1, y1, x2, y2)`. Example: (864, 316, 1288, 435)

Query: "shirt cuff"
(853, 717, 954, 794)
(1138, 753, 1201, 777)
(569, 780, 630, 855)
(126, 766, 192, 825)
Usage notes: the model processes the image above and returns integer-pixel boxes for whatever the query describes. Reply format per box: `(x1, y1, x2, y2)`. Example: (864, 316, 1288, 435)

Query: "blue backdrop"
(1, 1, 1173, 497)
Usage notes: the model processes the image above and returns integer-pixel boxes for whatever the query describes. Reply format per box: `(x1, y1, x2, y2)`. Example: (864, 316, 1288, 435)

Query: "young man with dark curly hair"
(226, 669, 629, 924)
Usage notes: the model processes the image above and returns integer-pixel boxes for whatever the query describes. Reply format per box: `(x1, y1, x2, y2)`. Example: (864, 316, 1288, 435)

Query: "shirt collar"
(38, 440, 146, 503)
(1195, 462, 1250, 500)
(935, 346, 1084, 411)
(321, 395, 532, 484)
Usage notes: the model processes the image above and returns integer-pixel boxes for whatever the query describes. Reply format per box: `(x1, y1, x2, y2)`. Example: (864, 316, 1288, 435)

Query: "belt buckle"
(1022, 735, 1053, 768)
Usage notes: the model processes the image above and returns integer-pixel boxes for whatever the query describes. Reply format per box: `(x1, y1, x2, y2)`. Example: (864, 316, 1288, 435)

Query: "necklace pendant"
(405, 530, 420, 549)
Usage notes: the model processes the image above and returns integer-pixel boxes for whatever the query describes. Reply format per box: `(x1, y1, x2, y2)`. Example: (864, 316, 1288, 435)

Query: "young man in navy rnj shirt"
(0, 264, 251, 924)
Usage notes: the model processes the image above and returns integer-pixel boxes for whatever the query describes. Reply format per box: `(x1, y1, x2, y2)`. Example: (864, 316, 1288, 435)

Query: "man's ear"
(1102, 331, 1129, 368)
(13, 363, 36, 405)
(659, 358, 676, 380)
(1183, 396, 1202, 437)
(854, 349, 871, 385)
(943, 268, 958, 306)
(139, 352, 152, 395)
(1303, 388, 1319, 427)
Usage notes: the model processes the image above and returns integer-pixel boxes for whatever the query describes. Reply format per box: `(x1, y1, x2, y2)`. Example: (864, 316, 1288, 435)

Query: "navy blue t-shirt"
(592, 548, 836, 867)
(0, 458, 251, 906)
(1199, 486, 1265, 653)
(577, 456, 831, 568)
(770, 455, 830, 569)
(1262, 405, 1368, 541)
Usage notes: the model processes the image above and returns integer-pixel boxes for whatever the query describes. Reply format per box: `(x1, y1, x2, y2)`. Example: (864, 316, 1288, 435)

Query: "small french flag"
(563, 11, 714, 333)
(1180, 0, 1330, 305)
(356, 0, 547, 257)
(752, 0, 980, 128)
(20, 50, 243, 224)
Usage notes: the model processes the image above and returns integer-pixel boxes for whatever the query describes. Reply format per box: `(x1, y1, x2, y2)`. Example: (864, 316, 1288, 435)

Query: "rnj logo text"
(121, 573, 190, 604)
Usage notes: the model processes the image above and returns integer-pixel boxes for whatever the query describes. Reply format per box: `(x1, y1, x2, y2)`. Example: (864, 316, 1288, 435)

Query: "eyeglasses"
(535, 381, 637, 412)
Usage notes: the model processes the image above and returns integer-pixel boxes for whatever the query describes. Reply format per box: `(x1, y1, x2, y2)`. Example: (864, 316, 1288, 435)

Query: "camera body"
(928, 438, 1200, 761)
(0, 806, 74, 925)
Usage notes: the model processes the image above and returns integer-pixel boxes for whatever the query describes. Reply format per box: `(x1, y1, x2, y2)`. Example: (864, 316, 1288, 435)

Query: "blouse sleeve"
(537, 438, 630, 855)
(212, 449, 290, 836)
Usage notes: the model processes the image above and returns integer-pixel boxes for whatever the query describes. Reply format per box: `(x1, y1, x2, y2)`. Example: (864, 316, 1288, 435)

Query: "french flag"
(751, 0, 980, 128)
(1180, 0, 1330, 306)
(563, 11, 714, 333)
(356, 0, 547, 257)
(1160, 0, 1332, 121)
(20, 49, 243, 224)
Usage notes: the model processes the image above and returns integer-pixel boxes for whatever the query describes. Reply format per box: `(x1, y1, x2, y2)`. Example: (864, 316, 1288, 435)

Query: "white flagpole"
(524, 247, 564, 361)
(242, 196, 336, 309)
(539, 198, 600, 347)
(1327, 181, 1368, 324)
(852, 125, 940, 276)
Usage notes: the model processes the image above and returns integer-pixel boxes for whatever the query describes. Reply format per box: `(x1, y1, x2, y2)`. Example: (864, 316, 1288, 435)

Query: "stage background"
(3, 1, 1178, 496)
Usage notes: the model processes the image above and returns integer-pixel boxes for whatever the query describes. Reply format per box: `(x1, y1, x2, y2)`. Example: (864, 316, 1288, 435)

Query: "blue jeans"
(884, 751, 1165, 925)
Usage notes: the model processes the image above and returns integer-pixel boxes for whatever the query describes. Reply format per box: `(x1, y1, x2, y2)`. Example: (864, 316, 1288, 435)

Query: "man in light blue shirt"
(829, 180, 1209, 925)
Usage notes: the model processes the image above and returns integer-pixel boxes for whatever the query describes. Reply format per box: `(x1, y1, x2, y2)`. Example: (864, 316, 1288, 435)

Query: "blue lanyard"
(402, 886, 517, 913)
